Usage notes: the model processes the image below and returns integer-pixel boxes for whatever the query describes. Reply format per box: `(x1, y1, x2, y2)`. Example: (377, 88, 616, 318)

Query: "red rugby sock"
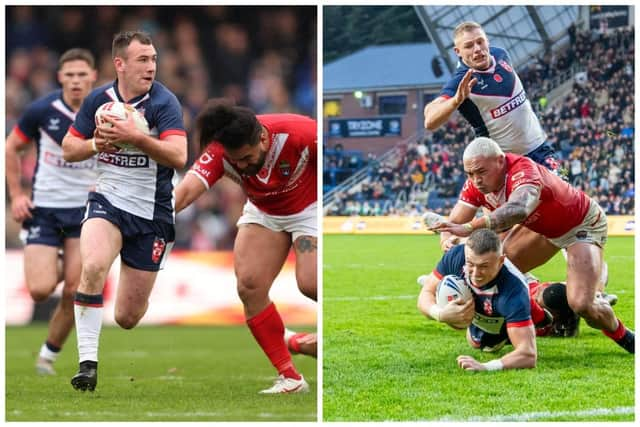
(247, 303, 301, 380)
(603, 318, 627, 341)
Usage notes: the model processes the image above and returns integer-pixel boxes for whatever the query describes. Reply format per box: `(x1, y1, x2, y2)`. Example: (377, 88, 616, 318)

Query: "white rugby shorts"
(237, 201, 317, 241)
(548, 198, 607, 249)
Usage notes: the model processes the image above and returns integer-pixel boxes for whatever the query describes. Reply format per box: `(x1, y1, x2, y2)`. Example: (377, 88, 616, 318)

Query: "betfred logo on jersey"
(490, 90, 526, 118)
(151, 237, 166, 264)
(98, 152, 149, 168)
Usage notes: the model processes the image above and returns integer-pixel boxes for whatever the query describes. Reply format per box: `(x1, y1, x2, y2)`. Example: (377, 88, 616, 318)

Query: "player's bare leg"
(293, 235, 317, 301)
(235, 224, 309, 393)
(566, 242, 634, 353)
(502, 225, 559, 273)
(114, 265, 158, 329)
(284, 236, 318, 358)
(24, 244, 65, 374)
(38, 239, 82, 375)
(71, 218, 122, 391)
(285, 329, 317, 358)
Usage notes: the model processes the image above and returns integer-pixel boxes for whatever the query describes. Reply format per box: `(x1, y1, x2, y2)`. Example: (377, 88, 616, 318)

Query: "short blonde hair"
(453, 21, 485, 43)
(463, 137, 504, 162)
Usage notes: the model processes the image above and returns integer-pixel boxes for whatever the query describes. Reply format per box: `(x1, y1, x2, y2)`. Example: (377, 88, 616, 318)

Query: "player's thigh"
(293, 235, 317, 298)
(565, 242, 602, 309)
(234, 224, 291, 289)
(502, 226, 559, 272)
(115, 263, 158, 315)
(79, 217, 123, 272)
(61, 238, 82, 294)
(23, 244, 60, 298)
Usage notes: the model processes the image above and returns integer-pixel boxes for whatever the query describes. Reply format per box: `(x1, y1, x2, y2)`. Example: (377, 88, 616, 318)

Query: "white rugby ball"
(94, 101, 149, 149)
(436, 274, 473, 307)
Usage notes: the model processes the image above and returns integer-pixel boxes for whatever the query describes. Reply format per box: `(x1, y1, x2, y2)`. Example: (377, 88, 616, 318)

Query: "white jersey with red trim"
(14, 89, 97, 208)
(189, 114, 317, 216)
(439, 47, 546, 155)
(69, 81, 185, 223)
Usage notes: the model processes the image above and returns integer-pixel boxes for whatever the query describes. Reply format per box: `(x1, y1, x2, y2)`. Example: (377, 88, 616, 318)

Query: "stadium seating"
(325, 26, 634, 217)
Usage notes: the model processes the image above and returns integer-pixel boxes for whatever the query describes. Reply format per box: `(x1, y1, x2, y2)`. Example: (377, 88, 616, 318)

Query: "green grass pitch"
(6, 325, 317, 421)
(323, 234, 634, 421)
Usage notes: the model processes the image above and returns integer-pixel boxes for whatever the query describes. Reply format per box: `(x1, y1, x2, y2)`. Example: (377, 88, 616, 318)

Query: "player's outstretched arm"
(424, 69, 477, 130)
(5, 130, 34, 221)
(501, 325, 537, 369)
(486, 185, 541, 232)
(418, 273, 474, 329)
(174, 172, 209, 213)
(437, 202, 477, 251)
(457, 325, 536, 371)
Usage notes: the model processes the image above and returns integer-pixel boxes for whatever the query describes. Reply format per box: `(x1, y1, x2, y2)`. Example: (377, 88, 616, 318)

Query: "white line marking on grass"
(325, 295, 416, 301)
(436, 406, 634, 422)
(54, 411, 316, 419)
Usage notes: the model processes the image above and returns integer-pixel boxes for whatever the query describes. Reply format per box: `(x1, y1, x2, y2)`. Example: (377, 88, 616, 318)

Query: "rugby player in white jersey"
(62, 31, 187, 391)
(6, 48, 97, 375)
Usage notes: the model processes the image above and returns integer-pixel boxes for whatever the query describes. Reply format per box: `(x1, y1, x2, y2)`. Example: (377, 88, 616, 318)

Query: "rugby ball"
(436, 274, 473, 307)
(94, 101, 149, 149)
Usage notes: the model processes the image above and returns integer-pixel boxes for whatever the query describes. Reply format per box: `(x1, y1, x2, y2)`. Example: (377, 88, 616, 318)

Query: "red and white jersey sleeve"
(188, 114, 317, 216)
(458, 154, 591, 238)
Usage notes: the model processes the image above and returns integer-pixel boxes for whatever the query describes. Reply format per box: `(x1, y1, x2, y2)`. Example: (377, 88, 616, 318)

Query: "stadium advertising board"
(323, 215, 635, 236)
(590, 5, 629, 30)
(328, 117, 402, 138)
(5, 251, 316, 326)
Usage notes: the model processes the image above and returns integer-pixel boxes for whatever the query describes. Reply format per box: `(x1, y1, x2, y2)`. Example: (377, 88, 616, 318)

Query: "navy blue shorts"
(84, 192, 175, 272)
(468, 324, 510, 352)
(21, 206, 85, 246)
(526, 141, 561, 173)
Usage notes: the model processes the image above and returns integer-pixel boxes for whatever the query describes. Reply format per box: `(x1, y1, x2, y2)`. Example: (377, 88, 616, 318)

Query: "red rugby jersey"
(188, 114, 317, 215)
(459, 153, 591, 238)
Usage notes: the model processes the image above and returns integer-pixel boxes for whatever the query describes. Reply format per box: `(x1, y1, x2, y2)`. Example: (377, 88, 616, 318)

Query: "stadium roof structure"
(323, 43, 452, 94)
(414, 5, 580, 73)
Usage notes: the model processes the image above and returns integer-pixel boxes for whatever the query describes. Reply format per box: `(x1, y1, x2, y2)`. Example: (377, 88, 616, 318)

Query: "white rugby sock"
(39, 342, 60, 362)
(74, 293, 104, 363)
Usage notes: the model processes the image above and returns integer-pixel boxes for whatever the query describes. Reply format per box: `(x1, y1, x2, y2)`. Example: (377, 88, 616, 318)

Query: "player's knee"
(82, 260, 109, 285)
(567, 296, 592, 318)
(28, 286, 52, 302)
(236, 272, 268, 302)
(114, 311, 141, 330)
(296, 276, 316, 301)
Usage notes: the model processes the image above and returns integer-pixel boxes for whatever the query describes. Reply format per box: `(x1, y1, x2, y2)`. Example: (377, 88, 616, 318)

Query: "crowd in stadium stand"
(5, 5, 316, 249)
(326, 26, 634, 217)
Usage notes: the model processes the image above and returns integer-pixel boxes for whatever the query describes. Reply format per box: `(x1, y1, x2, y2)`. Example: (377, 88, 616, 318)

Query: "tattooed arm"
(480, 185, 541, 232)
(434, 185, 541, 237)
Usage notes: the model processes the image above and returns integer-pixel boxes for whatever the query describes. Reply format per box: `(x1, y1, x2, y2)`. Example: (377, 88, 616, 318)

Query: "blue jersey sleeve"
(434, 244, 465, 277)
(16, 98, 47, 140)
(71, 92, 102, 138)
(491, 46, 512, 64)
(439, 72, 464, 98)
(153, 92, 185, 138)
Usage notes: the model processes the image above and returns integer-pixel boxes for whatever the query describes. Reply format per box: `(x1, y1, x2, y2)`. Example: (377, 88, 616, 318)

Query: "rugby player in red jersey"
(175, 99, 317, 393)
(431, 137, 634, 353)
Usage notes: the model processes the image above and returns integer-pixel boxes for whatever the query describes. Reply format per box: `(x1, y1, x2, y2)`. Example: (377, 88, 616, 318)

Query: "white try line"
(324, 295, 416, 302)
(435, 406, 634, 422)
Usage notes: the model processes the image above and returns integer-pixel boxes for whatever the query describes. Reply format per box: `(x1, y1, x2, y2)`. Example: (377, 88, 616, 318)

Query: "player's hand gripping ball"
(436, 274, 473, 307)
(95, 101, 149, 149)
